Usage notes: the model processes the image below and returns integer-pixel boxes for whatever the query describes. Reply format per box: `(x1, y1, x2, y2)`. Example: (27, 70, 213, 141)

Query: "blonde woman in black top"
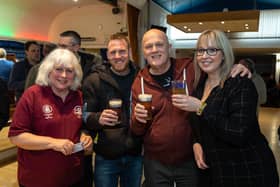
(172, 29, 279, 187)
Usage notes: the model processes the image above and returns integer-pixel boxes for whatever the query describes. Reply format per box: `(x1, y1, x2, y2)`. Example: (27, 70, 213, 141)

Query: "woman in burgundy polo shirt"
(8, 48, 93, 187)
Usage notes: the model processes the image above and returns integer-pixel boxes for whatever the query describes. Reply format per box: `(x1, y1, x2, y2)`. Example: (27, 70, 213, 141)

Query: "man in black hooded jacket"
(82, 33, 143, 187)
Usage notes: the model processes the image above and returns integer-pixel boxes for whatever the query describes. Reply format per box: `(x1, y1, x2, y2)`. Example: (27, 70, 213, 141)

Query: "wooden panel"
(127, 3, 140, 66)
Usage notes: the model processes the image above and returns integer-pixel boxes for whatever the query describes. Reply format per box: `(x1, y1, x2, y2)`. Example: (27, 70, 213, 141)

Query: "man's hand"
(134, 103, 149, 123)
(99, 109, 119, 126)
(230, 63, 252, 78)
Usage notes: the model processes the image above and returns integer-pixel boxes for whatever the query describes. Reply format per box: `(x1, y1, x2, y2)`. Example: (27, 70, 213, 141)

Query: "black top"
(78, 51, 103, 81)
(191, 76, 279, 187)
(110, 68, 135, 124)
(0, 78, 9, 130)
(8, 58, 33, 102)
(82, 62, 142, 159)
(150, 62, 174, 89)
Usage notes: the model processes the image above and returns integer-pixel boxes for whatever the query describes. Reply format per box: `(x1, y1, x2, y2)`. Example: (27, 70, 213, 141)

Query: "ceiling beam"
(167, 10, 260, 33)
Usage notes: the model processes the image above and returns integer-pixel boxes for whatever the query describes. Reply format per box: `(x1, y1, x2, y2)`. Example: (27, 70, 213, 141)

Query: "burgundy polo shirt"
(9, 85, 84, 187)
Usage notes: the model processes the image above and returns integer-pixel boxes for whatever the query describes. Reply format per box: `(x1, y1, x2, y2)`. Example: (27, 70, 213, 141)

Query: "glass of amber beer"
(138, 94, 152, 121)
(109, 99, 122, 124)
(171, 80, 187, 95)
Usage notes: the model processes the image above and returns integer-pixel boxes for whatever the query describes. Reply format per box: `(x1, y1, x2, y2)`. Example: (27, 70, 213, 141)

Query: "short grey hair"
(36, 48, 83, 90)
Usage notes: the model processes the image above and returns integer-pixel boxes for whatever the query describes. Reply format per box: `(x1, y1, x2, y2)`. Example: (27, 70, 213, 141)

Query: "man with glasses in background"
(58, 30, 102, 81)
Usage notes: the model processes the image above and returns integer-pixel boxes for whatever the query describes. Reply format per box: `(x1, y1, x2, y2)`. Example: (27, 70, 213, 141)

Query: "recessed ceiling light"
(227, 30, 231, 33)
(245, 26, 249, 30)
(167, 10, 260, 33)
(73, 0, 78, 2)
(244, 23, 249, 27)
(187, 28, 191, 31)
(183, 26, 188, 29)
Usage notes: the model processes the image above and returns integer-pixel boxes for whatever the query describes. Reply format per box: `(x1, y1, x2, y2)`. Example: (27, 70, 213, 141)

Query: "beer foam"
(138, 94, 152, 101)
(109, 99, 122, 107)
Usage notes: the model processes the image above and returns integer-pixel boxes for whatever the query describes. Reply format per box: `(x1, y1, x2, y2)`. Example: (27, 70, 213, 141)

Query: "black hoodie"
(82, 62, 142, 159)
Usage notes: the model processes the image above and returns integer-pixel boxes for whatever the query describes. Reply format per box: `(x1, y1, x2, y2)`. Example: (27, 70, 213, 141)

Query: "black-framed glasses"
(57, 43, 76, 49)
(195, 48, 222, 56)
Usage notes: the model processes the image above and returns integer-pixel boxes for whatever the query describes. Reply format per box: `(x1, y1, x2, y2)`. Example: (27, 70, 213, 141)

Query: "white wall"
(49, 3, 127, 48)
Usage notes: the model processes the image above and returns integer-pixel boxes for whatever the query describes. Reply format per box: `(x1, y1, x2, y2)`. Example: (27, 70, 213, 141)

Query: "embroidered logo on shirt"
(73, 106, 82, 119)
(42, 105, 53, 119)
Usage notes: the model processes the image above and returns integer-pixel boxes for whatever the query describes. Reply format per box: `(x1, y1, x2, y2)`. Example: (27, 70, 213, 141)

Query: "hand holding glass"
(109, 99, 122, 124)
(138, 94, 152, 121)
(171, 80, 188, 95)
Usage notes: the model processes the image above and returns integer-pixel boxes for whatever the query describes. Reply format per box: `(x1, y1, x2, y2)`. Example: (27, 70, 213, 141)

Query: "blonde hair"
(193, 29, 234, 88)
(36, 48, 83, 90)
(108, 33, 130, 49)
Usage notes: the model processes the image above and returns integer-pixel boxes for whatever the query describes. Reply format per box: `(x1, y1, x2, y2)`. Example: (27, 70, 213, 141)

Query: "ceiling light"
(73, 0, 78, 2)
(198, 22, 203, 25)
(221, 21, 225, 24)
(167, 10, 260, 33)
(183, 26, 188, 29)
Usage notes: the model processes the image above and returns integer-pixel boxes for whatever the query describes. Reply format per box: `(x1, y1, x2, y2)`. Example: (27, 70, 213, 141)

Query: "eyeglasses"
(53, 67, 74, 76)
(195, 48, 222, 56)
(57, 43, 76, 49)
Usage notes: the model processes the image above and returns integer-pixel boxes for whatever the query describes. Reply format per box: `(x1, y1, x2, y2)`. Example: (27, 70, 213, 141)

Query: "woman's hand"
(51, 138, 75, 156)
(193, 143, 209, 169)
(80, 133, 93, 153)
(172, 95, 201, 112)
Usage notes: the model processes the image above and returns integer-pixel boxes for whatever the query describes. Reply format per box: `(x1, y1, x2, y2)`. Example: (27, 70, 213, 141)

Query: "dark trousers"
(143, 158, 198, 187)
(81, 154, 94, 187)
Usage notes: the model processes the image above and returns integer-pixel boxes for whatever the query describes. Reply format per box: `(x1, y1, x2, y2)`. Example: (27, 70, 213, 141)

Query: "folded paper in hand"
(72, 142, 84, 153)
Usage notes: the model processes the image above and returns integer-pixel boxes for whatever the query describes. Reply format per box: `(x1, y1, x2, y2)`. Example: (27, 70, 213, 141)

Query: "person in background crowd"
(58, 30, 103, 187)
(58, 30, 102, 81)
(8, 48, 93, 187)
(82, 33, 143, 187)
(25, 42, 57, 89)
(42, 42, 57, 57)
(0, 48, 14, 83)
(0, 77, 10, 131)
(180, 29, 278, 187)
(131, 29, 250, 187)
(238, 58, 267, 115)
(8, 41, 40, 102)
